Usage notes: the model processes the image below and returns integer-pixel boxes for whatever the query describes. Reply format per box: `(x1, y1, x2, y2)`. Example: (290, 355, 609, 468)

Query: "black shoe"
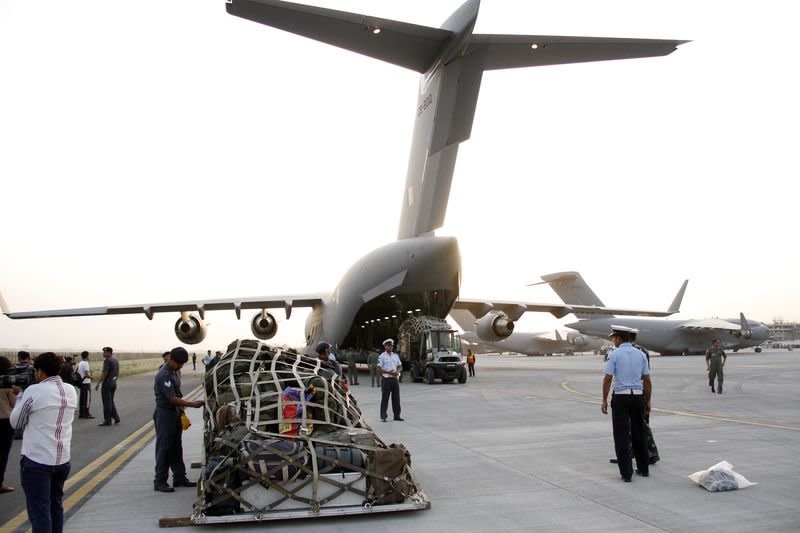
(173, 479, 197, 488)
(154, 483, 174, 493)
(381, 418, 387, 422)
(636, 470, 649, 477)
(114, 419, 121, 424)
(98, 422, 112, 426)
(711, 387, 715, 393)
(718, 390, 722, 394)
(609, 458, 619, 464)
(394, 417, 405, 421)
(621, 476, 632, 482)
(649, 457, 659, 465)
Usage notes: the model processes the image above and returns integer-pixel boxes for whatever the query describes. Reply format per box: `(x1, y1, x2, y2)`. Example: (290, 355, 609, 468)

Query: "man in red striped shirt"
(10, 352, 78, 533)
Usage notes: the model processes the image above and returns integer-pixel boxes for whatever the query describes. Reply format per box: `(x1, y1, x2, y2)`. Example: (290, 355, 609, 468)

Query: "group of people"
(0, 346, 123, 532)
(312, 339, 406, 422)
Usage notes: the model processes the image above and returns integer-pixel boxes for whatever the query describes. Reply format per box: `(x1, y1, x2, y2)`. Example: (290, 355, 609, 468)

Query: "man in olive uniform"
(346, 351, 359, 385)
(705, 339, 727, 394)
(368, 351, 380, 387)
(153, 347, 204, 492)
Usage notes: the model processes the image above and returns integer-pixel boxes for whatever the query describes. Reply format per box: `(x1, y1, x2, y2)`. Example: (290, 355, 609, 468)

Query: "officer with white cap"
(601, 325, 651, 482)
(377, 338, 403, 422)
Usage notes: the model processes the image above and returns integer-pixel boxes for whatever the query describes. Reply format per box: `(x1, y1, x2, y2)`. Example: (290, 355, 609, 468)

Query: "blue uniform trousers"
(101, 382, 119, 424)
(153, 407, 186, 485)
(611, 393, 649, 479)
(380, 377, 401, 420)
(20, 456, 70, 533)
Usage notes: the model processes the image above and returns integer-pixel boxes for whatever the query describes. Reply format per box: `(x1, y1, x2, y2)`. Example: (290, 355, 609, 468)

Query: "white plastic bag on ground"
(689, 461, 757, 492)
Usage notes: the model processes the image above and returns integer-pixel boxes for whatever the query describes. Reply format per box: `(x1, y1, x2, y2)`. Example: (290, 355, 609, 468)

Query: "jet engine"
(569, 334, 585, 345)
(251, 311, 278, 340)
(174, 314, 207, 345)
(474, 311, 515, 342)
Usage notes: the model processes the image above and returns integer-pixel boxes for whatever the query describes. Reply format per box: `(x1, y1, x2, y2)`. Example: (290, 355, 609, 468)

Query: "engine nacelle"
(570, 334, 585, 345)
(174, 314, 207, 345)
(474, 311, 515, 342)
(251, 311, 278, 340)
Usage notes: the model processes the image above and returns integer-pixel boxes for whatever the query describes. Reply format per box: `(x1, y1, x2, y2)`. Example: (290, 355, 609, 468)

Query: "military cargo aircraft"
(535, 271, 770, 355)
(1, 0, 686, 359)
(450, 308, 607, 356)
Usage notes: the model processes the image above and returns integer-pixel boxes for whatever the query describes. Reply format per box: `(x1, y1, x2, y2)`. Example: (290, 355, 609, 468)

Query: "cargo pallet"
(170, 339, 430, 526)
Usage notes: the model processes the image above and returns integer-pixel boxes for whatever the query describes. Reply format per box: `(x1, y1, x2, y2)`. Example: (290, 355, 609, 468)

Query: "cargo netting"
(193, 339, 429, 520)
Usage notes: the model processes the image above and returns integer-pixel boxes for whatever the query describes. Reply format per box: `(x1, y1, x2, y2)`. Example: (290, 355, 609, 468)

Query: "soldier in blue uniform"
(601, 325, 651, 482)
(153, 347, 204, 492)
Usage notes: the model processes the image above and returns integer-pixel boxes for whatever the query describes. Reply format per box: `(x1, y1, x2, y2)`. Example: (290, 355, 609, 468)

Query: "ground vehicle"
(398, 316, 467, 384)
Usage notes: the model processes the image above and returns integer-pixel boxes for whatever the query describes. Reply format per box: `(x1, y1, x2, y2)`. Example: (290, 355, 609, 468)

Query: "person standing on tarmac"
(378, 339, 403, 422)
(466, 349, 476, 377)
(153, 347, 204, 493)
(610, 337, 660, 466)
(602, 325, 651, 482)
(95, 346, 120, 426)
(346, 351, 359, 385)
(705, 339, 727, 394)
(368, 351, 380, 388)
(76, 351, 94, 419)
(10, 352, 78, 532)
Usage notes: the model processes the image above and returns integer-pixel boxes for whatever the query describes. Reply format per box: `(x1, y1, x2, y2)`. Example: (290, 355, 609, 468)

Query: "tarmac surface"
(7, 350, 800, 532)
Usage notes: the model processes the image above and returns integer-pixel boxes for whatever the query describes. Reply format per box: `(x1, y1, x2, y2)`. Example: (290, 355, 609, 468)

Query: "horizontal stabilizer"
(469, 34, 688, 71)
(227, 0, 453, 73)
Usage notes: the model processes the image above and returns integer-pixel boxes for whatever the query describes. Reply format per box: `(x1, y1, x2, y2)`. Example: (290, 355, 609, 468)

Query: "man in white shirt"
(377, 339, 404, 422)
(76, 351, 94, 419)
(10, 352, 78, 533)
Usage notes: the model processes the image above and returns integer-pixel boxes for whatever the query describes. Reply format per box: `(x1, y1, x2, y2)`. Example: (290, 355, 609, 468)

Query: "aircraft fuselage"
(567, 317, 769, 355)
(304, 235, 461, 353)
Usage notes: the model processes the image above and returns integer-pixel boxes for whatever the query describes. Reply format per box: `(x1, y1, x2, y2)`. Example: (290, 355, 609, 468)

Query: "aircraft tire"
(424, 366, 436, 385)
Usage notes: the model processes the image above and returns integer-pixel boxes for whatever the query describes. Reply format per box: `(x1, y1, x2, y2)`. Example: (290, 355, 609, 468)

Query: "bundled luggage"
(194, 339, 429, 523)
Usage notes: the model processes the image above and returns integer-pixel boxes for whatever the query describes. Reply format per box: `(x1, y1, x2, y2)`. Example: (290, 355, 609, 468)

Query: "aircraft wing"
(226, 0, 453, 73)
(679, 318, 741, 332)
(453, 298, 675, 321)
(469, 34, 688, 71)
(0, 292, 325, 321)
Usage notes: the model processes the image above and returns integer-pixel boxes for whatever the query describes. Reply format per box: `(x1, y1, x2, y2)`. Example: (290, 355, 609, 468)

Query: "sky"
(1, 0, 798, 352)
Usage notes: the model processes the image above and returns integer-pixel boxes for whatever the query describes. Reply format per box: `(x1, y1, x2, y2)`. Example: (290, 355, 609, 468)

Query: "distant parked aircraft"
(534, 272, 769, 355)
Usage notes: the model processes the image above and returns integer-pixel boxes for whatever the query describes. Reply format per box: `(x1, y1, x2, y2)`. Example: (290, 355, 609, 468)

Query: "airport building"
(768, 319, 800, 341)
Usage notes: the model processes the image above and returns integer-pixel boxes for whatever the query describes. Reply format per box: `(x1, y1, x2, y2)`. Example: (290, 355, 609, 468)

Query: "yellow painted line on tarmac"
(1, 384, 203, 533)
(560, 380, 800, 432)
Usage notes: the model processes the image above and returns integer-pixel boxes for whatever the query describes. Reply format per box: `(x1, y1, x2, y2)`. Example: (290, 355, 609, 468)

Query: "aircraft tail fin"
(0, 291, 11, 316)
(532, 271, 611, 319)
(739, 312, 753, 339)
(667, 280, 688, 314)
(227, 0, 687, 240)
(555, 329, 563, 342)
